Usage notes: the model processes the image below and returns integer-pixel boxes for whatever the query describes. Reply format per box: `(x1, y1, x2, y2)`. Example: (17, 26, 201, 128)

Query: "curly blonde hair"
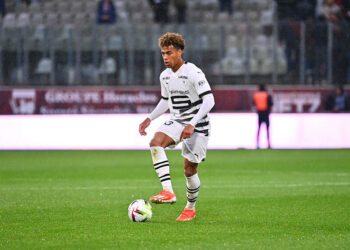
(158, 32, 185, 50)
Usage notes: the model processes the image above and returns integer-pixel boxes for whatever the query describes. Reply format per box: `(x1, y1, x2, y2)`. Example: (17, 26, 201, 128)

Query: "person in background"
(97, 0, 116, 25)
(253, 84, 273, 149)
(218, 0, 233, 16)
(333, 85, 349, 112)
(148, 0, 170, 23)
(174, 0, 187, 23)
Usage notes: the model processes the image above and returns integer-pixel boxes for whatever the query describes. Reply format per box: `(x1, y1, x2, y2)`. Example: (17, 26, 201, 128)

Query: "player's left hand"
(180, 124, 195, 141)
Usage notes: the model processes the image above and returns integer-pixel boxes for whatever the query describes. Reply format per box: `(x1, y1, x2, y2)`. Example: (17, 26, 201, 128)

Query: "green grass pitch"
(0, 149, 349, 249)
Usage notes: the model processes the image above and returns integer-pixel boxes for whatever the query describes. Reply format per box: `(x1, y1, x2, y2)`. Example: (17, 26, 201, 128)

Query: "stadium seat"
(42, 2, 56, 12)
(247, 11, 259, 22)
(99, 57, 117, 75)
(60, 13, 73, 25)
(36, 58, 52, 74)
(2, 14, 16, 28)
(232, 11, 244, 21)
(46, 13, 59, 26)
(249, 57, 260, 74)
(17, 13, 30, 28)
(31, 13, 44, 26)
(226, 47, 241, 58)
(108, 35, 123, 51)
(57, 2, 69, 13)
(28, 2, 41, 14)
(260, 10, 274, 26)
(260, 58, 273, 74)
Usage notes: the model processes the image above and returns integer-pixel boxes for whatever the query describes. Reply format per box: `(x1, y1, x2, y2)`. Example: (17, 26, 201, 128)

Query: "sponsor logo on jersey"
(178, 75, 188, 79)
(170, 90, 189, 95)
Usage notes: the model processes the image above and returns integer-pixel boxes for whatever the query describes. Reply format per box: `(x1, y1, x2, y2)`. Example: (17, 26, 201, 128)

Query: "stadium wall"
(0, 113, 349, 150)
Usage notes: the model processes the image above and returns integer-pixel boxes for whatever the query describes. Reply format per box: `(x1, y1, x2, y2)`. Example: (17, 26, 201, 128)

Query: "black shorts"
(258, 111, 270, 126)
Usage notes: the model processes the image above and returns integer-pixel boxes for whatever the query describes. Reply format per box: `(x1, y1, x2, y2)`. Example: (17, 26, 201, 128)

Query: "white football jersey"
(159, 62, 212, 136)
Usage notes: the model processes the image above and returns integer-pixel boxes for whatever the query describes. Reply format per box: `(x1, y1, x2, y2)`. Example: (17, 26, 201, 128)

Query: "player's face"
(161, 46, 183, 71)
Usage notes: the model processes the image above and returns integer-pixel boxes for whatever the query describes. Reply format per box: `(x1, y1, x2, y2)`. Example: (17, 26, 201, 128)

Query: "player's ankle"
(163, 187, 174, 193)
(185, 205, 195, 211)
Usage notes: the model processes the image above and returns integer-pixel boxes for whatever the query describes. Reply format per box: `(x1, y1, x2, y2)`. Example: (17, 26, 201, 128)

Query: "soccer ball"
(128, 199, 152, 222)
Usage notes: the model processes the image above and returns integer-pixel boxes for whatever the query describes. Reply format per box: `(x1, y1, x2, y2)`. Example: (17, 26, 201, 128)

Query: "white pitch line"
(0, 182, 349, 191)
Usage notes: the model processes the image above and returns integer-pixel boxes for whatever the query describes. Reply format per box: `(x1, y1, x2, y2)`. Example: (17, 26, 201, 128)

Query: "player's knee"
(149, 138, 162, 147)
(184, 166, 197, 177)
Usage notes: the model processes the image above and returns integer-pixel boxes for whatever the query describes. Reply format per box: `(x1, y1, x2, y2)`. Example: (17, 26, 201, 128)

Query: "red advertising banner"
(0, 86, 349, 114)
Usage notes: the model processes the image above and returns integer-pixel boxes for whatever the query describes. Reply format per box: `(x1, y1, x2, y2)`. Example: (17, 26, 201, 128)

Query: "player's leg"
(177, 132, 208, 221)
(176, 159, 199, 221)
(257, 112, 263, 149)
(149, 132, 177, 204)
(266, 114, 271, 148)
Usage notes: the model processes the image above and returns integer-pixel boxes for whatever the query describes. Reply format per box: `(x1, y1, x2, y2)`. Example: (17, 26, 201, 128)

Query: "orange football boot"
(176, 208, 196, 221)
(150, 190, 176, 204)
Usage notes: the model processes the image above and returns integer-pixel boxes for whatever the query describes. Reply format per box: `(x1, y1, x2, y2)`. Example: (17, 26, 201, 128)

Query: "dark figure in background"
(318, 0, 348, 85)
(148, 0, 170, 23)
(97, 0, 116, 24)
(0, 0, 6, 17)
(218, 0, 233, 16)
(333, 86, 349, 112)
(295, 0, 316, 21)
(275, 1, 299, 79)
(274, 0, 295, 20)
(174, 0, 187, 23)
(253, 84, 273, 149)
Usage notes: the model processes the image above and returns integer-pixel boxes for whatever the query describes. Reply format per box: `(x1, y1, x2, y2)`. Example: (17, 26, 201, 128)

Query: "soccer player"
(139, 32, 215, 221)
(253, 84, 273, 149)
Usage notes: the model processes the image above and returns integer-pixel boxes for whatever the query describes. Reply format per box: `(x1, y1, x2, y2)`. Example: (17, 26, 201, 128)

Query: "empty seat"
(247, 11, 259, 22)
(17, 13, 30, 28)
(60, 13, 73, 25)
(57, 2, 69, 13)
(99, 57, 117, 74)
(46, 13, 59, 26)
(42, 2, 56, 12)
(74, 13, 87, 26)
(227, 34, 241, 47)
(260, 10, 274, 26)
(31, 13, 44, 26)
(28, 2, 41, 14)
(36, 58, 52, 74)
(2, 14, 16, 28)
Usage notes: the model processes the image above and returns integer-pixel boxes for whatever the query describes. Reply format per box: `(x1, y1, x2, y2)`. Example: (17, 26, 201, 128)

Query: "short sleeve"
(192, 69, 212, 98)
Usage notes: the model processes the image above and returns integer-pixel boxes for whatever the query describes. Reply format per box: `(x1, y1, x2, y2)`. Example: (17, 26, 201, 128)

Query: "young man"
(253, 84, 273, 149)
(139, 32, 215, 221)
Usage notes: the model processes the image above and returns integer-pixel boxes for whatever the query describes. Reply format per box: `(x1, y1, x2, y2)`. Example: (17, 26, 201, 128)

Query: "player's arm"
(180, 93, 215, 140)
(139, 98, 169, 136)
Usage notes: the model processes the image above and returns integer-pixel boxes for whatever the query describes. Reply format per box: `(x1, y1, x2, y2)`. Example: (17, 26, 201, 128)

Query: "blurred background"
(0, 0, 349, 115)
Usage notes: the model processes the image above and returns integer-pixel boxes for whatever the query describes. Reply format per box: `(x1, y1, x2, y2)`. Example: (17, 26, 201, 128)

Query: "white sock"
(185, 173, 200, 210)
(150, 146, 173, 193)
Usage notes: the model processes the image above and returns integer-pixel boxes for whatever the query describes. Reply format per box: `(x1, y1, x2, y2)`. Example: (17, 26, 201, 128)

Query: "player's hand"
(180, 124, 195, 141)
(139, 118, 151, 136)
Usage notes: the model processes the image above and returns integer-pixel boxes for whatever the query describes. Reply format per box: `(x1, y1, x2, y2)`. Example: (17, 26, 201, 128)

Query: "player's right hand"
(139, 118, 151, 136)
